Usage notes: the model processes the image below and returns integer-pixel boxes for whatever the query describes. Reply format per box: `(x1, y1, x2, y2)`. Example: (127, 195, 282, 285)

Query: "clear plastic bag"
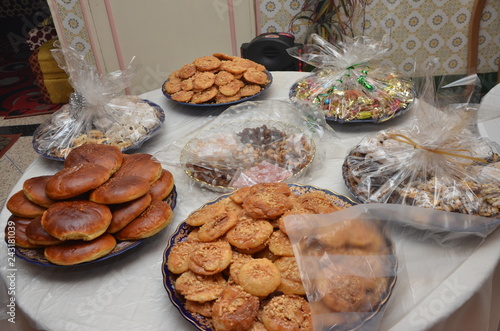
(32, 42, 164, 160)
(288, 34, 415, 123)
(341, 61, 500, 234)
(283, 203, 488, 331)
(154, 100, 337, 198)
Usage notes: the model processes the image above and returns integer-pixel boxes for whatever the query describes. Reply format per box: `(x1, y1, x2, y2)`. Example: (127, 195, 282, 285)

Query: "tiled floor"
(0, 114, 52, 210)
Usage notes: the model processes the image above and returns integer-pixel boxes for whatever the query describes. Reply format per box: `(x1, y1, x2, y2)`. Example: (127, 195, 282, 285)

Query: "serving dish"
(289, 76, 415, 123)
(342, 141, 500, 234)
(162, 183, 396, 331)
(13, 186, 177, 267)
(162, 71, 273, 108)
(32, 99, 165, 161)
(180, 120, 316, 192)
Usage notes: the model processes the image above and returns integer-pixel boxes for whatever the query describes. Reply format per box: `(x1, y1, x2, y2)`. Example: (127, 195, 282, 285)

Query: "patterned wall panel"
(257, 0, 499, 76)
(49, 0, 96, 66)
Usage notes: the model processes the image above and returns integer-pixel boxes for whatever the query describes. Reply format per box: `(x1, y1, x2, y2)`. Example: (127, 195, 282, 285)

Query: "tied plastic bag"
(154, 100, 336, 199)
(283, 203, 488, 331)
(342, 60, 500, 235)
(288, 34, 415, 123)
(32, 42, 164, 160)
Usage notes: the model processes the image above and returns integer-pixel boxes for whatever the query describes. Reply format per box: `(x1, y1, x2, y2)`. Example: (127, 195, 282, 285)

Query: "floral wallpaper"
(49, 0, 498, 77)
(257, 0, 499, 76)
(49, 0, 95, 65)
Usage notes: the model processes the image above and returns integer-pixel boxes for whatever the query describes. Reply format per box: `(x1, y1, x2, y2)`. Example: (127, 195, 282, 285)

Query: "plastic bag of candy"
(288, 34, 415, 123)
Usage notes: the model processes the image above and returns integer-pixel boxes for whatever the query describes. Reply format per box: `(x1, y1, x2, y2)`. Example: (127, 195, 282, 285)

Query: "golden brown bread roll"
(23, 175, 56, 208)
(64, 143, 124, 175)
(25, 215, 62, 246)
(89, 176, 151, 205)
(4, 215, 42, 249)
(41, 200, 112, 241)
(45, 163, 112, 200)
(44, 233, 117, 265)
(107, 193, 152, 233)
(115, 200, 173, 240)
(149, 169, 175, 201)
(6, 190, 46, 218)
(113, 153, 162, 185)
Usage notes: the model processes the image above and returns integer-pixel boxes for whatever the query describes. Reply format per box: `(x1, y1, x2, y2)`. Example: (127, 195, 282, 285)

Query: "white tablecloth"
(1, 72, 499, 331)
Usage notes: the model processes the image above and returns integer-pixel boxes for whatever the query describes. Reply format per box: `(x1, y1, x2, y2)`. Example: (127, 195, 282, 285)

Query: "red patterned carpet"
(0, 35, 62, 119)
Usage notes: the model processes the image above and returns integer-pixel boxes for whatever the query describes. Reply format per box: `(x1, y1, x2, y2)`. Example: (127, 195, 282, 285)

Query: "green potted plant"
(289, 0, 366, 44)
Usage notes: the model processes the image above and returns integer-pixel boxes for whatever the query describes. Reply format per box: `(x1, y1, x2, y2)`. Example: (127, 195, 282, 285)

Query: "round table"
(1, 73, 499, 331)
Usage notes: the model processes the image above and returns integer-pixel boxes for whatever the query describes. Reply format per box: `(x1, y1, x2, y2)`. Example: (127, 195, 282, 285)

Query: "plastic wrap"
(32, 42, 165, 160)
(288, 34, 415, 123)
(154, 99, 336, 195)
(284, 203, 488, 331)
(342, 61, 500, 235)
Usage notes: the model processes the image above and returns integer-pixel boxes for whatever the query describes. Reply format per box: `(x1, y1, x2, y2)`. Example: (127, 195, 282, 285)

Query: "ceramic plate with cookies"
(162, 182, 397, 331)
(162, 53, 273, 107)
(32, 97, 165, 161)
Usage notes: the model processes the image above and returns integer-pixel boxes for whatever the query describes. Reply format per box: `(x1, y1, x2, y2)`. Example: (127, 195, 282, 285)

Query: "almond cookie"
(242, 188, 293, 219)
(167, 241, 198, 274)
(220, 60, 247, 75)
(274, 256, 306, 295)
(175, 270, 227, 302)
(215, 92, 241, 104)
(243, 68, 269, 85)
(194, 55, 222, 71)
(236, 258, 281, 297)
(164, 79, 182, 94)
(225, 219, 273, 251)
(240, 84, 262, 97)
(193, 71, 216, 90)
(191, 86, 218, 104)
(218, 79, 242, 96)
(180, 77, 194, 91)
(212, 285, 259, 331)
(261, 294, 313, 331)
(212, 52, 236, 61)
(185, 200, 227, 226)
(178, 63, 197, 79)
(268, 229, 294, 257)
(214, 70, 235, 86)
(188, 241, 233, 275)
(197, 209, 238, 242)
(171, 90, 194, 103)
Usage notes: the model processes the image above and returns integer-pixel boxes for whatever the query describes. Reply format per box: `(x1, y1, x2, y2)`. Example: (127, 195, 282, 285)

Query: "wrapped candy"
(32, 42, 164, 160)
(288, 34, 415, 123)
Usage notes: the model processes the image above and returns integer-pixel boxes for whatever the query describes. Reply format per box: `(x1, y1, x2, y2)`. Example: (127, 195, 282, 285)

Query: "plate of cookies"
(180, 120, 316, 192)
(5, 144, 177, 266)
(162, 53, 272, 107)
(162, 182, 397, 331)
(32, 97, 165, 161)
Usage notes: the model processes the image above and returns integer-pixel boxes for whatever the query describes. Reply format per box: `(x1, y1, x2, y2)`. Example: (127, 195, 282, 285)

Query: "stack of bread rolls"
(5, 143, 175, 265)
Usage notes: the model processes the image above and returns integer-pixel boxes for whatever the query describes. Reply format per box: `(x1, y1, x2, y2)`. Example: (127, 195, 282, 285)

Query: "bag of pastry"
(155, 99, 336, 202)
(342, 59, 500, 235)
(32, 41, 164, 160)
(283, 201, 487, 330)
(288, 34, 415, 123)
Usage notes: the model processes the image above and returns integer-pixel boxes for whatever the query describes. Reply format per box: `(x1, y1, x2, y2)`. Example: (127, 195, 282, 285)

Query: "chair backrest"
(468, 0, 500, 83)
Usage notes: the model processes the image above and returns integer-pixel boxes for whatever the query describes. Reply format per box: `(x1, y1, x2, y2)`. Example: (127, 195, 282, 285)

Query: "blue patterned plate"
(162, 71, 272, 107)
(32, 99, 165, 161)
(14, 186, 177, 267)
(162, 184, 396, 330)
